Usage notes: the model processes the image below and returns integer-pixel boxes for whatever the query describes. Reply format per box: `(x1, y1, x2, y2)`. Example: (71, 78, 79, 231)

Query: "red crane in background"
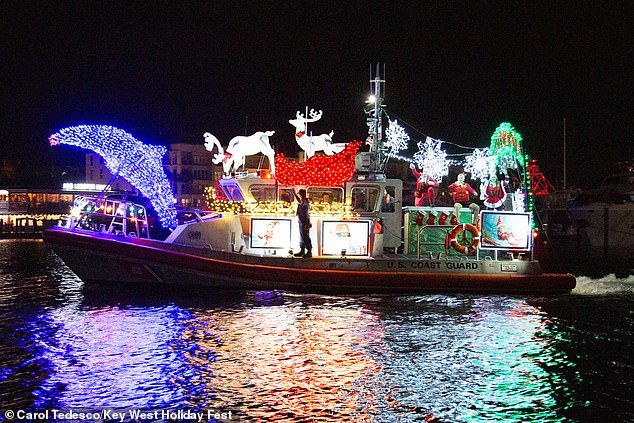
(527, 159, 556, 195)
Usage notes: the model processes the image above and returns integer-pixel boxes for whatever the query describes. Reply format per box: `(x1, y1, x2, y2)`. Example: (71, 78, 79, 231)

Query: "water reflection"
(33, 304, 190, 410)
(3, 241, 632, 422)
(174, 297, 384, 421)
(357, 296, 573, 422)
(32, 293, 571, 422)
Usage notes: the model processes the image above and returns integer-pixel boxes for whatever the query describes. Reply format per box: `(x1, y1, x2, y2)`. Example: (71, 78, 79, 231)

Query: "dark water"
(1, 241, 633, 422)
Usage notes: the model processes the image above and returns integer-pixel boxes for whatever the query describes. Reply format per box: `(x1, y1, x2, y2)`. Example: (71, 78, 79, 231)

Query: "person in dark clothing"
(294, 189, 312, 258)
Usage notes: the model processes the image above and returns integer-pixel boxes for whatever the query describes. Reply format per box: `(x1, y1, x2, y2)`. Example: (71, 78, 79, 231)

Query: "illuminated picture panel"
(321, 220, 370, 256)
(480, 211, 531, 251)
(250, 218, 292, 249)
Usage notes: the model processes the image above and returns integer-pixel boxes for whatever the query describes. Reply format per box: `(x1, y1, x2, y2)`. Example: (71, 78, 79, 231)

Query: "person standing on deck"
(294, 189, 312, 258)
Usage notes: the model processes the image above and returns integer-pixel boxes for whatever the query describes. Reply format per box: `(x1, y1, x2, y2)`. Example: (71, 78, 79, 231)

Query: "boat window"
(279, 188, 294, 203)
(177, 211, 199, 224)
(221, 182, 245, 202)
(381, 186, 396, 213)
(307, 187, 343, 204)
(249, 185, 276, 202)
(351, 186, 379, 212)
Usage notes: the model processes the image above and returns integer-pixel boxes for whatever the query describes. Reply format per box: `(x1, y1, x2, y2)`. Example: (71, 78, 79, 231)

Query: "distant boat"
(538, 161, 634, 276)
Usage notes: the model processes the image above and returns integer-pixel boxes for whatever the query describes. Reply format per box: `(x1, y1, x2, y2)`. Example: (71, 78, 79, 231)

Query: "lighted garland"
(274, 141, 361, 186)
(490, 122, 524, 170)
(203, 197, 353, 217)
(49, 125, 177, 228)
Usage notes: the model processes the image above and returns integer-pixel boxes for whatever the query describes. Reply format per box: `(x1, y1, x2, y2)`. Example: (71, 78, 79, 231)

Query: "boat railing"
(67, 195, 150, 238)
(415, 223, 533, 262)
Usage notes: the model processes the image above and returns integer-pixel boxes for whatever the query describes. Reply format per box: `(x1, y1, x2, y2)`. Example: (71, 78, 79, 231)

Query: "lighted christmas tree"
(489, 122, 524, 171)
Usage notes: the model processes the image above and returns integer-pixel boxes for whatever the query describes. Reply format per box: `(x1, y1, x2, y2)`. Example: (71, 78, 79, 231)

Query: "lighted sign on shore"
(62, 183, 110, 192)
(479, 211, 531, 251)
(321, 220, 370, 256)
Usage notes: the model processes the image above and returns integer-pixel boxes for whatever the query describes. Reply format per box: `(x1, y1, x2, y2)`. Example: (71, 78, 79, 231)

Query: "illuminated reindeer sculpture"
(289, 109, 346, 158)
(203, 131, 276, 175)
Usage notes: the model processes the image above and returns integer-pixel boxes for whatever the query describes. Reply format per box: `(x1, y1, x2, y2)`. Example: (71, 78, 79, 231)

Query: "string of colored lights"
(490, 122, 525, 170)
(203, 197, 354, 218)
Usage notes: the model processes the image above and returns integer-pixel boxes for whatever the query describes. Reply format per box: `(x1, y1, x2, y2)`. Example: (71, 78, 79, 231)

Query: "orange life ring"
(444, 229, 452, 250)
(446, 223, 480, 254)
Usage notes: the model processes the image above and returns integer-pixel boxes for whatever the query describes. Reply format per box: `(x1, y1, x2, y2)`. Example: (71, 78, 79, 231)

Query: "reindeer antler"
(308, 109, 323, 121)
(294, 109, 323, 123)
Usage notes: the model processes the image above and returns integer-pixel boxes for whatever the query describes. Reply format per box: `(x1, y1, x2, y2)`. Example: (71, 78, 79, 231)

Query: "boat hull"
(44, 227, 576, 294)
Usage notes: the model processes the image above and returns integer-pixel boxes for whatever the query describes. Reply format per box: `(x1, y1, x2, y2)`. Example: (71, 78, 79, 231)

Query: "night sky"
(1, 1, 632, 188)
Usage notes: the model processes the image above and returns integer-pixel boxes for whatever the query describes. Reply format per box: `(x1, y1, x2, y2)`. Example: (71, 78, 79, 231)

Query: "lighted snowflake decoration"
(464, 148, 494, 180)
(385, 119, 410, 155)
(412, 137, 451, 181)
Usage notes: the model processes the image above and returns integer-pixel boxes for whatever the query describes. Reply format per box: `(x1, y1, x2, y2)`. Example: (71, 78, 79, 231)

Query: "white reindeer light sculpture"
(289, 109, 346, 158)
(204, 131, 276, 176)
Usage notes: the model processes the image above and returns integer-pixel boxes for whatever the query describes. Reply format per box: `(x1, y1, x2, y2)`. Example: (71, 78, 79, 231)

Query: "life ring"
(446, 223, 480, 254)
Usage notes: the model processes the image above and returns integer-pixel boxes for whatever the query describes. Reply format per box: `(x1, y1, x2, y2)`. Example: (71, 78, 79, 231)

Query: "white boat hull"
(45, 227, 576, 294)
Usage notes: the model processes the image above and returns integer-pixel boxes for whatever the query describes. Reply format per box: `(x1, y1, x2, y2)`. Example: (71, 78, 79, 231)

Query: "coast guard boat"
(44, 72, 575, 294)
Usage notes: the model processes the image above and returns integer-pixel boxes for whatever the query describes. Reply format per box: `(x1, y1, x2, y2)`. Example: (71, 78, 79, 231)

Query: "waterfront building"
(0, 188, 82, 236)
(163, 143, 219, 208)
(85, 153, 136, 192)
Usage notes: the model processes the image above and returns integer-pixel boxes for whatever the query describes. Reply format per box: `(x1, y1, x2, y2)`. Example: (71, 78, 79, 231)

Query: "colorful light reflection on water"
(1, 241, 634, 422)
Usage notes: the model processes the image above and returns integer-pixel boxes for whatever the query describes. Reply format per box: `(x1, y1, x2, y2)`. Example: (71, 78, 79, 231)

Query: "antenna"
(366, 63, 386, 174)
(563, 118, 567, 190)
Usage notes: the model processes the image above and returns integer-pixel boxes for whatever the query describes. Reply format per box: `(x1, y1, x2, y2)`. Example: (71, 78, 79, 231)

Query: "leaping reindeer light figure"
(204, 131, 276, 176)
(289, 109, 345, 158)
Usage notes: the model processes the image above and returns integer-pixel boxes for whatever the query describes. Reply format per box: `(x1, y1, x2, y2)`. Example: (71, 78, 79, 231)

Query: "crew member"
(294, 189, 312, 258)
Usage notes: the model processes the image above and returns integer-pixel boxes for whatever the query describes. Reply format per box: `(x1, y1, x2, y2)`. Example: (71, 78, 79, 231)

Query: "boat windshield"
(221, 181, 245, 202)
(249, 185, 276, 202)
(381, 185, 396, 213)
(307, 187, 343, 204)
(351, 186, 380, 213)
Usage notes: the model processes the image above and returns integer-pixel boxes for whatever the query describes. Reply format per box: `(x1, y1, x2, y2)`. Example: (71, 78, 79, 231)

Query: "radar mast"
(365, 63, 386, 174)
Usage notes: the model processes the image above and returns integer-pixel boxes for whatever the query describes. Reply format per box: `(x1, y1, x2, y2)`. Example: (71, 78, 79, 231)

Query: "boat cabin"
(166, 173, 403, 257)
